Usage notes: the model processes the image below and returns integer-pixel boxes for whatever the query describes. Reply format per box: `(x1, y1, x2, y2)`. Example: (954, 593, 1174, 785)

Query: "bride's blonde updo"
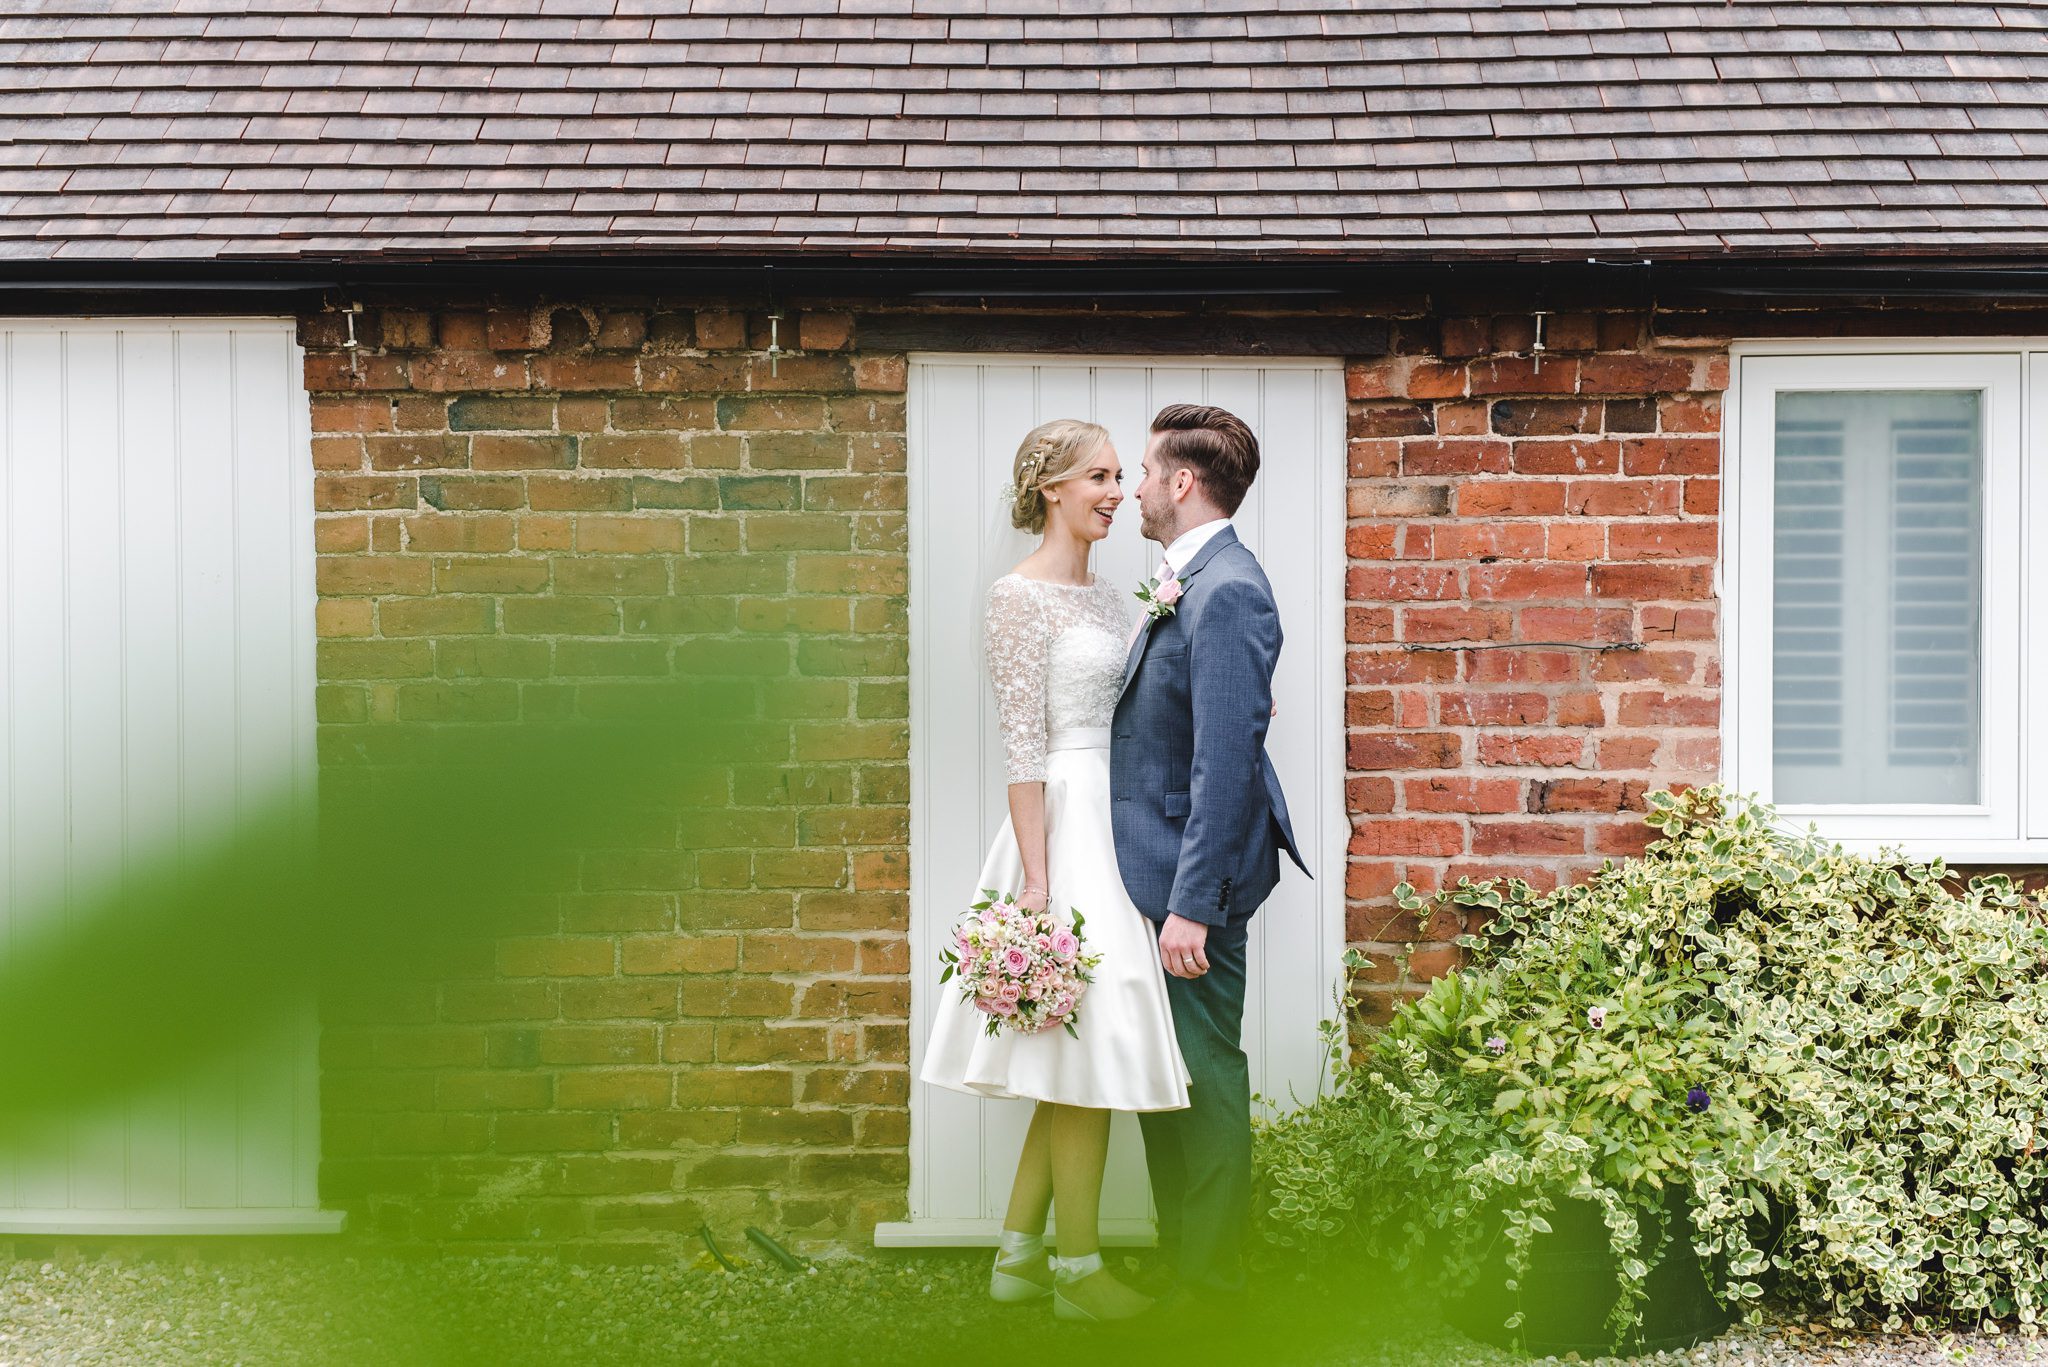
(1007, 418, 1110, 534)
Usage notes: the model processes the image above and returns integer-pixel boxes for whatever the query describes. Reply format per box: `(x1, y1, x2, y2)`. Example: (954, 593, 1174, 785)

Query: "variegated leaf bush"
(1254, 786, 2048, 1344)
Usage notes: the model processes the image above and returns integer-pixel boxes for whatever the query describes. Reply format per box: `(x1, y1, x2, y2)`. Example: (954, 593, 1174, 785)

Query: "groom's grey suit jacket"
(1109, 525, 1309, 928)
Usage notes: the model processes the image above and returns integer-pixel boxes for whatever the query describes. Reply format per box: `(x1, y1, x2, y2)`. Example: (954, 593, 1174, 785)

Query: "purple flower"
(1484, 1036, 1508, 1055)
(1686, 1086, 1710, 1113)
(1586, 1006, 1607, 1028)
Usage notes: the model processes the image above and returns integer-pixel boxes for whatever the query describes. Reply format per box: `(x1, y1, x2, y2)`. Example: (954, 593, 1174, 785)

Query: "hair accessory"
(999, 443, 1052, 507)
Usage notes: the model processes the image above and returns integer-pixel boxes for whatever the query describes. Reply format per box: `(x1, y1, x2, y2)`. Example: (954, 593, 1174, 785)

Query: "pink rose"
(992, 999, 1017, 1017)
(1155, 571, 1182, 606)
(1053, 994, 1075, 1016)
(1002, 947, 1031, 974)
(1034, 933, 1053, 952)
(1050, 930, 1079, 960)
(998, 982, 1023, 1003)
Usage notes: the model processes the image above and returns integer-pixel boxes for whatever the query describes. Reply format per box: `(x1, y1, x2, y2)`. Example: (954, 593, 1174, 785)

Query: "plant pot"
(1445, 1185, 1735, 1357)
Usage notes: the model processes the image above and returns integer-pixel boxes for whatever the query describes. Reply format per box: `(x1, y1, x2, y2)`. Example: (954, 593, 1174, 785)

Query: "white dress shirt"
(1161, 517, 1232, 575)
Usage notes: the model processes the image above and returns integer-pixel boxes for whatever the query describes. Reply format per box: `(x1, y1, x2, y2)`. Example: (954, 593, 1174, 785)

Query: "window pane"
(1773, 390, 1982, 805)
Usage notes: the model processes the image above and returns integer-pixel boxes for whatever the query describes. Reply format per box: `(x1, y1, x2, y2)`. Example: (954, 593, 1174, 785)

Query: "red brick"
(1589, 563, 1712, 600)
(1659, 394, 1721, 432)
(1467, 357, 1578, 396)
(854, 355, 907, 392)
(1347, 438, 1401, 477)
(1594, 819, 1657, 857)
(1530, 778, 1639, 813)
(1468, 563, 1588, 601)
(798, 311, 855, 350)
(1351, 819, 1465, 858)
(1348, 690, 1395, 726)
(1621, 437, 1720, 476)
(1518, 606, 1635, 644)
(1348, 483, 1451, 518)
(1350, 404, 1436, 439)
(1607, 522, 1718, 560)
(1598, 736, 1662, 769)
(1349, 731, 1462, 771)
(1402, 605, 1513, 644)
(1642, 606, 1718, 641)
(1429, 524, 1548, 561)
(1455, 480, 1566, 518)
(1576, 354, 1694, 394)
(1403, 777, 1524, 814)
(1405, 946, 1465, 982)
(1470, 821, 1587, 855)
(1349, 565, 1459, 601)
(1673, 736, 1721, 771)
(1491, 399, 1598, 437)
(1402, 439, 1510, 476)
(1461, 648, 1580, 684)
(1477, 733, 1587, 768)
(1435, 399, 1489, 435)
(532, 356, 634, 393)
(1407, 360, 1471, 399)
(1440, 317, 1489, 358)
(1509, 438, 1620, 475)
(1346, 524, 1399, 559)
(1554, 691, 1606, 726)
(1440, 691, 1549, 726)
(1564, 479, 1679, 518)
(1545, 314, 1599, 351)
(408, 352, 529, 392)
(1547, 523, 1606, 561)
(1349, 648, 1459, 685)
(1616, 691, 1719, 726)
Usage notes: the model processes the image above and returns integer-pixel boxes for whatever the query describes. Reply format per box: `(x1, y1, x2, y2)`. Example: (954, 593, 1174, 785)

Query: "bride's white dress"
(919, 573, 1190, 1112)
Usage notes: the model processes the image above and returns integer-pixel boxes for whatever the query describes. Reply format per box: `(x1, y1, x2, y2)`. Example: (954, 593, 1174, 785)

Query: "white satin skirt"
(919, 727, 1191, 1112)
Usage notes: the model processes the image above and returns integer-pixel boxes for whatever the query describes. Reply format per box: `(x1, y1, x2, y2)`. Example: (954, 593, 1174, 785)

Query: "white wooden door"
(0, 318, 336, 1233)
(886, 356, 1347, 1245)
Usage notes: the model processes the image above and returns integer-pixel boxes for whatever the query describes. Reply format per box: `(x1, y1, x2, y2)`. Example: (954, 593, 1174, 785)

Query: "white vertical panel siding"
(0, 319, 335, 1234)
(891, 356, 1345, 1246)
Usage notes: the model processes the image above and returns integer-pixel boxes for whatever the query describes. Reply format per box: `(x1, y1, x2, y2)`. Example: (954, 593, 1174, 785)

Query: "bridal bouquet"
(940, 890, 1101, 1038)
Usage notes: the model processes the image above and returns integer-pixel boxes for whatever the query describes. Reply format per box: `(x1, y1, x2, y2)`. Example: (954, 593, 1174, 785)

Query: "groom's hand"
(1159, 913, 1209, 978)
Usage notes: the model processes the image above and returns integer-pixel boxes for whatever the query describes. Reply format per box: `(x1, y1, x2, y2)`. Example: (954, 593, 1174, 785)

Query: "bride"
(919, 418, 1189, 1324)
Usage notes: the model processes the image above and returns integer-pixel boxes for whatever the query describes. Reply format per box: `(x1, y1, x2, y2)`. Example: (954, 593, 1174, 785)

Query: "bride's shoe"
(989, 1247, 1053, 1303)
(1051, 1264, 1154, 1324)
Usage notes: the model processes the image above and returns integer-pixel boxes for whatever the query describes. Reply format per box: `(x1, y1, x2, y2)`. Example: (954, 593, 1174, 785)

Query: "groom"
(1111, 403, 1308, 1304)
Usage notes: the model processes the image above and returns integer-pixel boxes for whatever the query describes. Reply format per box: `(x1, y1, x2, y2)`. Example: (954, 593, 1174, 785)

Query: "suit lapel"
(1118, 525, 1239, 699)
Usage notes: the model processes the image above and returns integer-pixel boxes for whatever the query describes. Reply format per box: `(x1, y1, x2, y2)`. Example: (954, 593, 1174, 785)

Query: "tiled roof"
(3, 1, 2048, 265)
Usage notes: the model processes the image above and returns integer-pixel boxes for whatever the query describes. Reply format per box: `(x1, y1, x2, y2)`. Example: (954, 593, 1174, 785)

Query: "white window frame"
(1725, 341, 2026, 859)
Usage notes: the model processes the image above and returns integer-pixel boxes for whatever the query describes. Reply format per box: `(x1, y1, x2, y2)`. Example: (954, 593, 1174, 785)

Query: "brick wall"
(306, 301, 913, 1250)
(1342, 308, 1724, 1022)
(301, 289, 1739, 1251)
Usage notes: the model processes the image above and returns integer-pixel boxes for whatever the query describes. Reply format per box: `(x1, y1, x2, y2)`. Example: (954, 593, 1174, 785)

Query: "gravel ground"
(0, 1248, 2041, 1367)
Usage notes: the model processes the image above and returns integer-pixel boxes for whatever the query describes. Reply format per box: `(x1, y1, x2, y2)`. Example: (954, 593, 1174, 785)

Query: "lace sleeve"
(984, 576, 1049, 784)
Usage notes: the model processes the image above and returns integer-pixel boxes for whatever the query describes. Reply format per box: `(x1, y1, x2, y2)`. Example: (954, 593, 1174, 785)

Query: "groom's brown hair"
(1149, 403, 1260, 515)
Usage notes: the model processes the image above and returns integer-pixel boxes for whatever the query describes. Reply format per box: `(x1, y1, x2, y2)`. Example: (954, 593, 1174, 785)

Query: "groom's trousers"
(1138, 916, 1251, 1296)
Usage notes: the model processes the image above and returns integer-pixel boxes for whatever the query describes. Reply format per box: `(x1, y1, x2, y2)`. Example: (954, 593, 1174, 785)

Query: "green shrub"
(1255, 787, 2048, 1341)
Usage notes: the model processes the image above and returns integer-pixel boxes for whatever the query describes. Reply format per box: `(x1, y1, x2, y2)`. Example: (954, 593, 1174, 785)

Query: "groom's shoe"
(989, 1248, 1053, 1303)
(1124, 1251, 1179, 1301)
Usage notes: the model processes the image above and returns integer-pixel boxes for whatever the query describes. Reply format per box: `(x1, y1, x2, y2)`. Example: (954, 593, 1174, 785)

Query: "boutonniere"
(1136, 565, 1183, 620)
